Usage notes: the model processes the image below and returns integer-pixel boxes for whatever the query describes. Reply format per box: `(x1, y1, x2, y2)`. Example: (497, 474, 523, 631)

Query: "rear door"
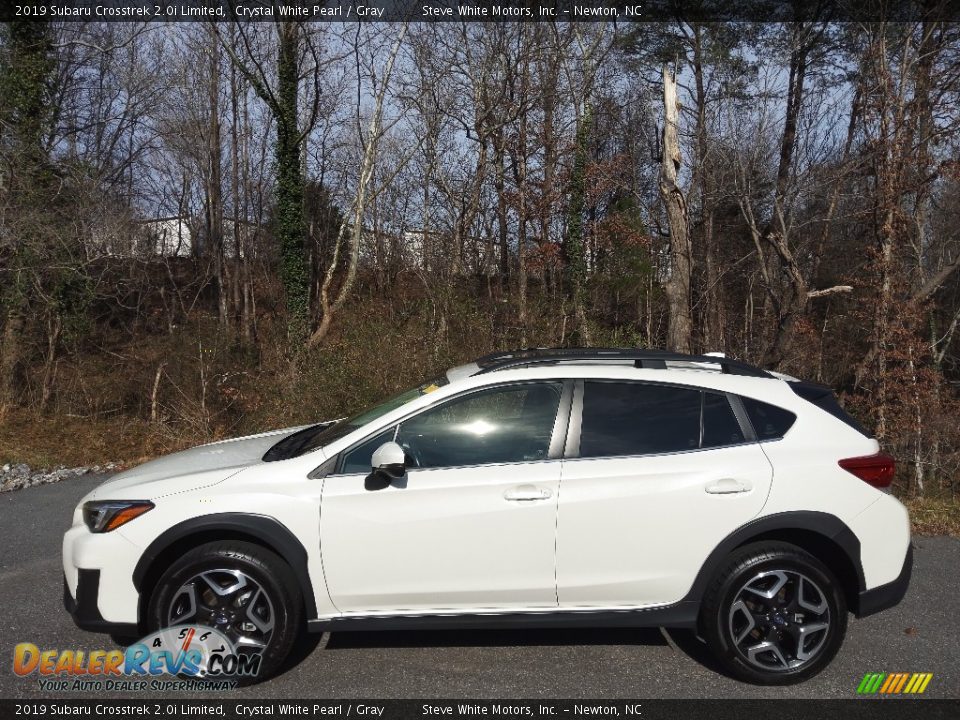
(556, 381, 773, 608)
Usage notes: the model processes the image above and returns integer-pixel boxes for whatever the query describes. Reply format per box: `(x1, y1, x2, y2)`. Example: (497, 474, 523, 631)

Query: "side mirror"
(365, 441, 406, 490)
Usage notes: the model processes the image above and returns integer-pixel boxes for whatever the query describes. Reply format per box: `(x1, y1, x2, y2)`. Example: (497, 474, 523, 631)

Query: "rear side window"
(579, 383, 746, 458)
(702, 392, 746, 447)
(741, 397, 797, 440)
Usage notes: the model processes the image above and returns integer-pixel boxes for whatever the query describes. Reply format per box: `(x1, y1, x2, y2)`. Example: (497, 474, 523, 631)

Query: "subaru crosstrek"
(63, 348, 912, 684)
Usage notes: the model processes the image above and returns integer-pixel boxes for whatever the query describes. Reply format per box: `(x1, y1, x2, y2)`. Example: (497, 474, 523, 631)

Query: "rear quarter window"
(740, 397, 797, 440)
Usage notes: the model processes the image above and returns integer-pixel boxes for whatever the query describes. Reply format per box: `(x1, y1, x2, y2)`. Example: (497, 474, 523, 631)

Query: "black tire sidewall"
(147, 542, 302, 682)
(703, 544, 848, 685)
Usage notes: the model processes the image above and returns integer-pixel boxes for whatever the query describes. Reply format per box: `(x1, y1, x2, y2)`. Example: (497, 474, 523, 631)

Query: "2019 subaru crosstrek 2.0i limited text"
(63, 348, 912, 684)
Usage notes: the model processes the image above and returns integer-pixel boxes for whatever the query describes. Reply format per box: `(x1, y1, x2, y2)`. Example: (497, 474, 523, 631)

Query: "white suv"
(63, 348, 912, 684)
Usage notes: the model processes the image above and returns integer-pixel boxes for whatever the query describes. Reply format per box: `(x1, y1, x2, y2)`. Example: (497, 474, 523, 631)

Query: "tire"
(146, 541, 302, 682)
(699, 541, 847, 685)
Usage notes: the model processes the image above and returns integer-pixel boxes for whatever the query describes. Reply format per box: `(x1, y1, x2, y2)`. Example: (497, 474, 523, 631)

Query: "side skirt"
(306, 601, 699, 633)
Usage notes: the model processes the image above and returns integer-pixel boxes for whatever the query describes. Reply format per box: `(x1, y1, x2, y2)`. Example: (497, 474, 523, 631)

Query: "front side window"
(394, 383, 563, 469)
(340, 428, 395, 474)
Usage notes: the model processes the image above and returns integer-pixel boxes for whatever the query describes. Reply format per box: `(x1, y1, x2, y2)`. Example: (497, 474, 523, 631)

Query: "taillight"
(838, 453, 896, 489)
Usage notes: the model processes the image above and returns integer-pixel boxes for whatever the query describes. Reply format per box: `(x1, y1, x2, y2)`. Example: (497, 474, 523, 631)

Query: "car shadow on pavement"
(320, 626, 734, 679)
(273, 632, 325, 680)
(662, 628, 731, 675)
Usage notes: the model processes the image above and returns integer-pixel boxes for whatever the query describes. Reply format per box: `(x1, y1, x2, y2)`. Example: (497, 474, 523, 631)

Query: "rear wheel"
(700, 542, 847, 685)
(147, 541, 301, 681)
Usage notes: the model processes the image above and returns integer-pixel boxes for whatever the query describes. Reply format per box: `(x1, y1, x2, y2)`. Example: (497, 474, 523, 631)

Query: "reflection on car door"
(320, 381, 569, 615)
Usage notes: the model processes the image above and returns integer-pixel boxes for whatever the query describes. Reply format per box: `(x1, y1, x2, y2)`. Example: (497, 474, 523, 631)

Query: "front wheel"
(700, 542, 847, 685)
(147, 541, 302, 682)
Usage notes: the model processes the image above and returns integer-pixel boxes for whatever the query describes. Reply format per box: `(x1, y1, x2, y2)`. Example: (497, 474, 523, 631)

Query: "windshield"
(262, 376, 448, 462)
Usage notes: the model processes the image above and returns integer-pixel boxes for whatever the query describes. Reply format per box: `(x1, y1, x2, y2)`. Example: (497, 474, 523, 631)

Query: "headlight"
(83, 501, 154, 533)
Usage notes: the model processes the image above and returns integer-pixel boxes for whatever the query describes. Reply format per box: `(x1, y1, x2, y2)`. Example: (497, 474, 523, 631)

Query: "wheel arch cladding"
(684, 511, 865, 612)
(132, 513, 318, 625)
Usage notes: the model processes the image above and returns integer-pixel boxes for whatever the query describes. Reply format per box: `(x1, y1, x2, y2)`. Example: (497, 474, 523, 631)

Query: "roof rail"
(473, 347, 774, 379)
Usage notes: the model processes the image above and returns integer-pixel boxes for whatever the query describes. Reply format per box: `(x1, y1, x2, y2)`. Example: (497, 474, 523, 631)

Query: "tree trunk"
(660, 65, 693, 354)
(39, 312, 61, 414)
(0, 307, 24, 410)
(493, 127, 510, 284)
(690, 24, 724, 351)
(229, 46, 243, 339)
(308, 23, 408, 348)
(565, 103, 591, 345)
(206, 34, 228, 328)
(276, 21, 309, 345)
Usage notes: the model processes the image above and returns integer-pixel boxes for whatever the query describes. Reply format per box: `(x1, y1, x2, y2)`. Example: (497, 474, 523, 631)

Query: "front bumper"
(856, 544, 913, 618)
(63, 521, 144, 632)
(63, 570, 140, 636)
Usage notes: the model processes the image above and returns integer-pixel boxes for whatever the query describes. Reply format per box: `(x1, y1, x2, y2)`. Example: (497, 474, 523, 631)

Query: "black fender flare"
(132, 513, 318, 620)
(680, 510, 865, 604)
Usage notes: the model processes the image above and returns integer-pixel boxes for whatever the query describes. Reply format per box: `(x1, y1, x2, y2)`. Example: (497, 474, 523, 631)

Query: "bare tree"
(660, 64, 693, 354)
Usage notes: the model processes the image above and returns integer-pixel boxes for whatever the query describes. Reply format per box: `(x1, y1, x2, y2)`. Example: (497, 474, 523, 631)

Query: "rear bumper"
(856, 544, 913, 618)
(63, 570, 139, 636)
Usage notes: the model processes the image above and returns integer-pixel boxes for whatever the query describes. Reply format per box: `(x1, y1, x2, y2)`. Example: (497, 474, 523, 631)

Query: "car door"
(320, 381, 570, 615)
(556, 380, 773, 608)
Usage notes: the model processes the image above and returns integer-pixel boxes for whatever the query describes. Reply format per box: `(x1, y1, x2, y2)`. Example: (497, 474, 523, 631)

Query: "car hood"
(87, 424, 315, 500)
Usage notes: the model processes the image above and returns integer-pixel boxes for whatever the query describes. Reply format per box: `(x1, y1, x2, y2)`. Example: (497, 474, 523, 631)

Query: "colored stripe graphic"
(879, 674, 897, 693)
(905, 673, 933, 694)
(893, 673, 909, 693)
(857, 672, 933, 695)
(857, 673, 885, 694)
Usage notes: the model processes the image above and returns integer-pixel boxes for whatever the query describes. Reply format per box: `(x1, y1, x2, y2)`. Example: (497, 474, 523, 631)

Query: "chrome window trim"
(559, 440, 762, 464)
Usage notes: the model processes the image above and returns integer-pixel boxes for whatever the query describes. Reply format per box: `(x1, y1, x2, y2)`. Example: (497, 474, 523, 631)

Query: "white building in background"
(85, 216, 262, 260)
(141, 217, 194, 257)
(361, 228, 497, 275)
(84, 216, 196, 259)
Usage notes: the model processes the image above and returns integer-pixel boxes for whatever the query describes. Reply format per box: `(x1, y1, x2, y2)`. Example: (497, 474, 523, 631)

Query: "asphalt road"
(1, 474, 957, 700)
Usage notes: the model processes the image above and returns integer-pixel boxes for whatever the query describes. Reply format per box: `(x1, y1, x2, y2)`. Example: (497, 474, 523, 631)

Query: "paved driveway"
(1, 475, 957, 699)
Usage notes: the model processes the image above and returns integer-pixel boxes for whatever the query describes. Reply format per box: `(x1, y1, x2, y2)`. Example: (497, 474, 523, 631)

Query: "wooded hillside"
(1, 18, 959, 507)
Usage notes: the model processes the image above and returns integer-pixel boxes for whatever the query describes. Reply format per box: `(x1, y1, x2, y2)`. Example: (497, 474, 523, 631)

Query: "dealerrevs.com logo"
(13, 625, 260, 691)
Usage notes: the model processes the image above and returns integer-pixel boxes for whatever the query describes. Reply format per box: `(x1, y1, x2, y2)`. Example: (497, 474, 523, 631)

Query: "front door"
(320, 381, 569, 615)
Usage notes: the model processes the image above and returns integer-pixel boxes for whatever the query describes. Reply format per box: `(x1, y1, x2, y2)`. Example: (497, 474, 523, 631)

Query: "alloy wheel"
(727, 569, 831, 671)
(167, 568, 275, 654)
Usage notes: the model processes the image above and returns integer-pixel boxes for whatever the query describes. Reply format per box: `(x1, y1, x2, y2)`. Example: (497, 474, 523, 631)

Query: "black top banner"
(4, 0, 960, 23)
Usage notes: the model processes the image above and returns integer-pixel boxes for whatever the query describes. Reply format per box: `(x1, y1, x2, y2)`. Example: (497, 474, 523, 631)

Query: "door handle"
(705, 478, 752, 495)
(503, 485, 553, 501)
